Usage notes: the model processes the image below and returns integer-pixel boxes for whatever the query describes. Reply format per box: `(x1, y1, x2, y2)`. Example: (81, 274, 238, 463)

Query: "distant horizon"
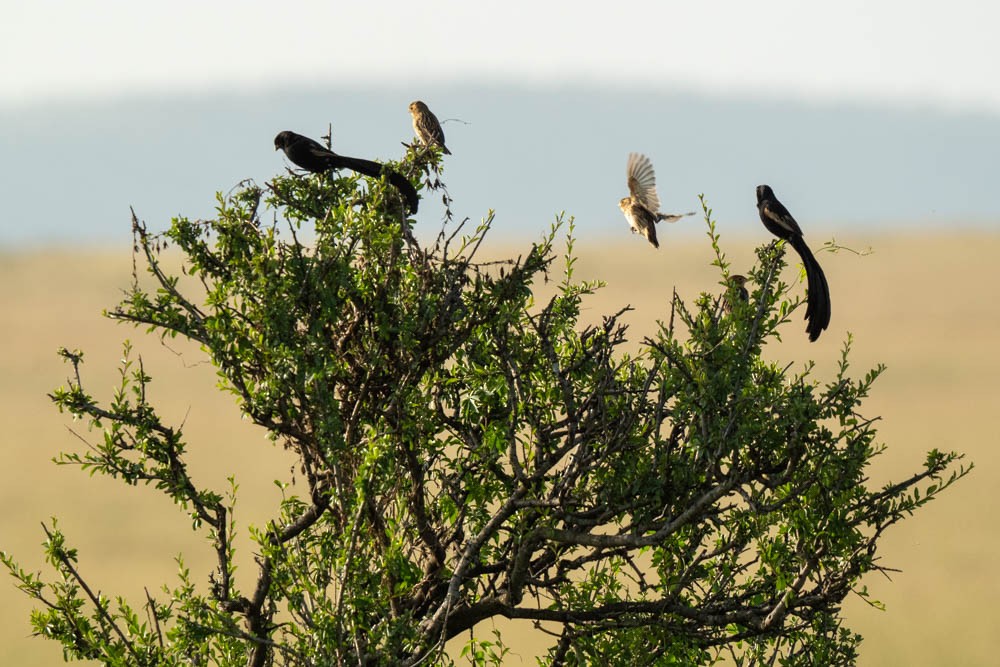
(2, 83, 998, 248)
(3, 221, 996, 256)
(9, 76, 1000, 119)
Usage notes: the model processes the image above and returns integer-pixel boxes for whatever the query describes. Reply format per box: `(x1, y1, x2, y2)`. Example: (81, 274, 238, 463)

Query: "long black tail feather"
(788, 235, 831, 341)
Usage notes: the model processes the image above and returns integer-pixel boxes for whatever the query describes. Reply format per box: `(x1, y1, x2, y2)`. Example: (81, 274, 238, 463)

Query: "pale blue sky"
(4, 1, 999, 112)
(2, 1, 999, 246)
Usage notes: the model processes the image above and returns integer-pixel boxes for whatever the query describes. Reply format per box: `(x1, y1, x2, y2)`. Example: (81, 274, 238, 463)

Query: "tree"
(2, 143, 969, 666)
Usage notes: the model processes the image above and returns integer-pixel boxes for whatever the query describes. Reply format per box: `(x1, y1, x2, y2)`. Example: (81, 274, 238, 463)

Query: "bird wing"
(626, 152, 661, 213)
(305, 138, 341, 165)
(419, 114, 446, 146)
(761, 201, 804, 237)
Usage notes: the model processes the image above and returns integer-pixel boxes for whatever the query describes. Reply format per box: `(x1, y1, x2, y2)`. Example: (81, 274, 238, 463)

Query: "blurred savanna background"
(2, 2, 999, 664)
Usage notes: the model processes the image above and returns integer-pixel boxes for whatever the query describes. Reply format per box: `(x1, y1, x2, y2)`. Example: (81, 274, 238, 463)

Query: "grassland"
(1, 231, 996, 665)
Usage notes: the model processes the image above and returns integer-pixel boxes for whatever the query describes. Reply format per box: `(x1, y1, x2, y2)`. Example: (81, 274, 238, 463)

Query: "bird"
(408, 101, 451, 154)
(755, 185, 831, 342)
(618, 152, 693, 248)
(723, 274, 749, 313)
(273, 130, 419, 214)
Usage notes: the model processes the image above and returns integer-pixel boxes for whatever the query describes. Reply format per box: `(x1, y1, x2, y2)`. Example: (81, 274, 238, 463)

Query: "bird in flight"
(409, 101, 451, 155)
(618, 152, 693, 248)
(273, 130, 419, 214)
(755, 185, 831, 341)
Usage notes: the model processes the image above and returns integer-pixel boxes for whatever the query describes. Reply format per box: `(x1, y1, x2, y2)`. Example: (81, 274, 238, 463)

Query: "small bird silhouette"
(273, 130, 418, 214)
(755, 185, 831, 341)
(618, 153, 693, 248)
(409, 100, 451, 154)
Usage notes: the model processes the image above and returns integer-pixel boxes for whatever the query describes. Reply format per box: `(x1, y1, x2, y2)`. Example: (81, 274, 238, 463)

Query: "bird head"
(409, 100, 427, 115)
(274, 131, 293, 151)
(729, 274, 747, 288)
(618, 197, 631, 212)
(756, 184, 774, 203)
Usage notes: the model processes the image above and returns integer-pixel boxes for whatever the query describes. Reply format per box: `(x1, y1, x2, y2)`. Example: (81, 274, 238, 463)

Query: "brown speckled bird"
(409, 100, 451, 154)
(723, 274, 749, 313)
(618, 152, 693, 248)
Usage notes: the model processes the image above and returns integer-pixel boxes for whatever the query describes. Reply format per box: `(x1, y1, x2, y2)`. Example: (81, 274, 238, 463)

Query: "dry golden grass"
(1, 231, 997, 665)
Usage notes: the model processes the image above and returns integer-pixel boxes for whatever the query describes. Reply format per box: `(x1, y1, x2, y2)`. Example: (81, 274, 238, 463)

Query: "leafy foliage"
(2, 147, 969, 666)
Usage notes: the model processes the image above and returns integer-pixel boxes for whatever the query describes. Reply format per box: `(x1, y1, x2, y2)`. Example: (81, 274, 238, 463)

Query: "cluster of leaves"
(2, 147, 969, 666)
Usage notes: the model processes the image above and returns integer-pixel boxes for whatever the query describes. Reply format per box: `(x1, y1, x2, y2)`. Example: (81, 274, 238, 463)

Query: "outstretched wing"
(626, 152, 661, 213)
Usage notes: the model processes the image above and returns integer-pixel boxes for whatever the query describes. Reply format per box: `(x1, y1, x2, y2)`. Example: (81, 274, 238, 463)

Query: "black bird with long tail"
(756, 185, 831, 342)
(274, 130, 419, 214)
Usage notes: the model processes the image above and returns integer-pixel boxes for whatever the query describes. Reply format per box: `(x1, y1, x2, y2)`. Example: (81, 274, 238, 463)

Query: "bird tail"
(338, 155, 419, 214)
(788, 235, 831, 342)
(385, 170, 420, 214)
(336, 155, 382, 179)
(656, 211, 696, 224)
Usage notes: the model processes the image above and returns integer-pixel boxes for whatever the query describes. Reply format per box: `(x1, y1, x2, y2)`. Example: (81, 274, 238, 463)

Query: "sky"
(2, 1, 999, 246)
(4, 1, 1000, 112)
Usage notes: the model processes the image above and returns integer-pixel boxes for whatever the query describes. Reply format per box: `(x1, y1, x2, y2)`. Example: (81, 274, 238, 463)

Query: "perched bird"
(273, 130, 419, 214)
(723, 274, 749, 313)
(755, 185, 831, 342)
(409, 100, 451, 154)
(618, 152, 693, 248)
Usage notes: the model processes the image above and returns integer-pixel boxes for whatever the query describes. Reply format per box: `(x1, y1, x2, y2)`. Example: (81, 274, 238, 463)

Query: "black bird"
(756, 185, 831, 342)
(274, 130, 419, 214)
